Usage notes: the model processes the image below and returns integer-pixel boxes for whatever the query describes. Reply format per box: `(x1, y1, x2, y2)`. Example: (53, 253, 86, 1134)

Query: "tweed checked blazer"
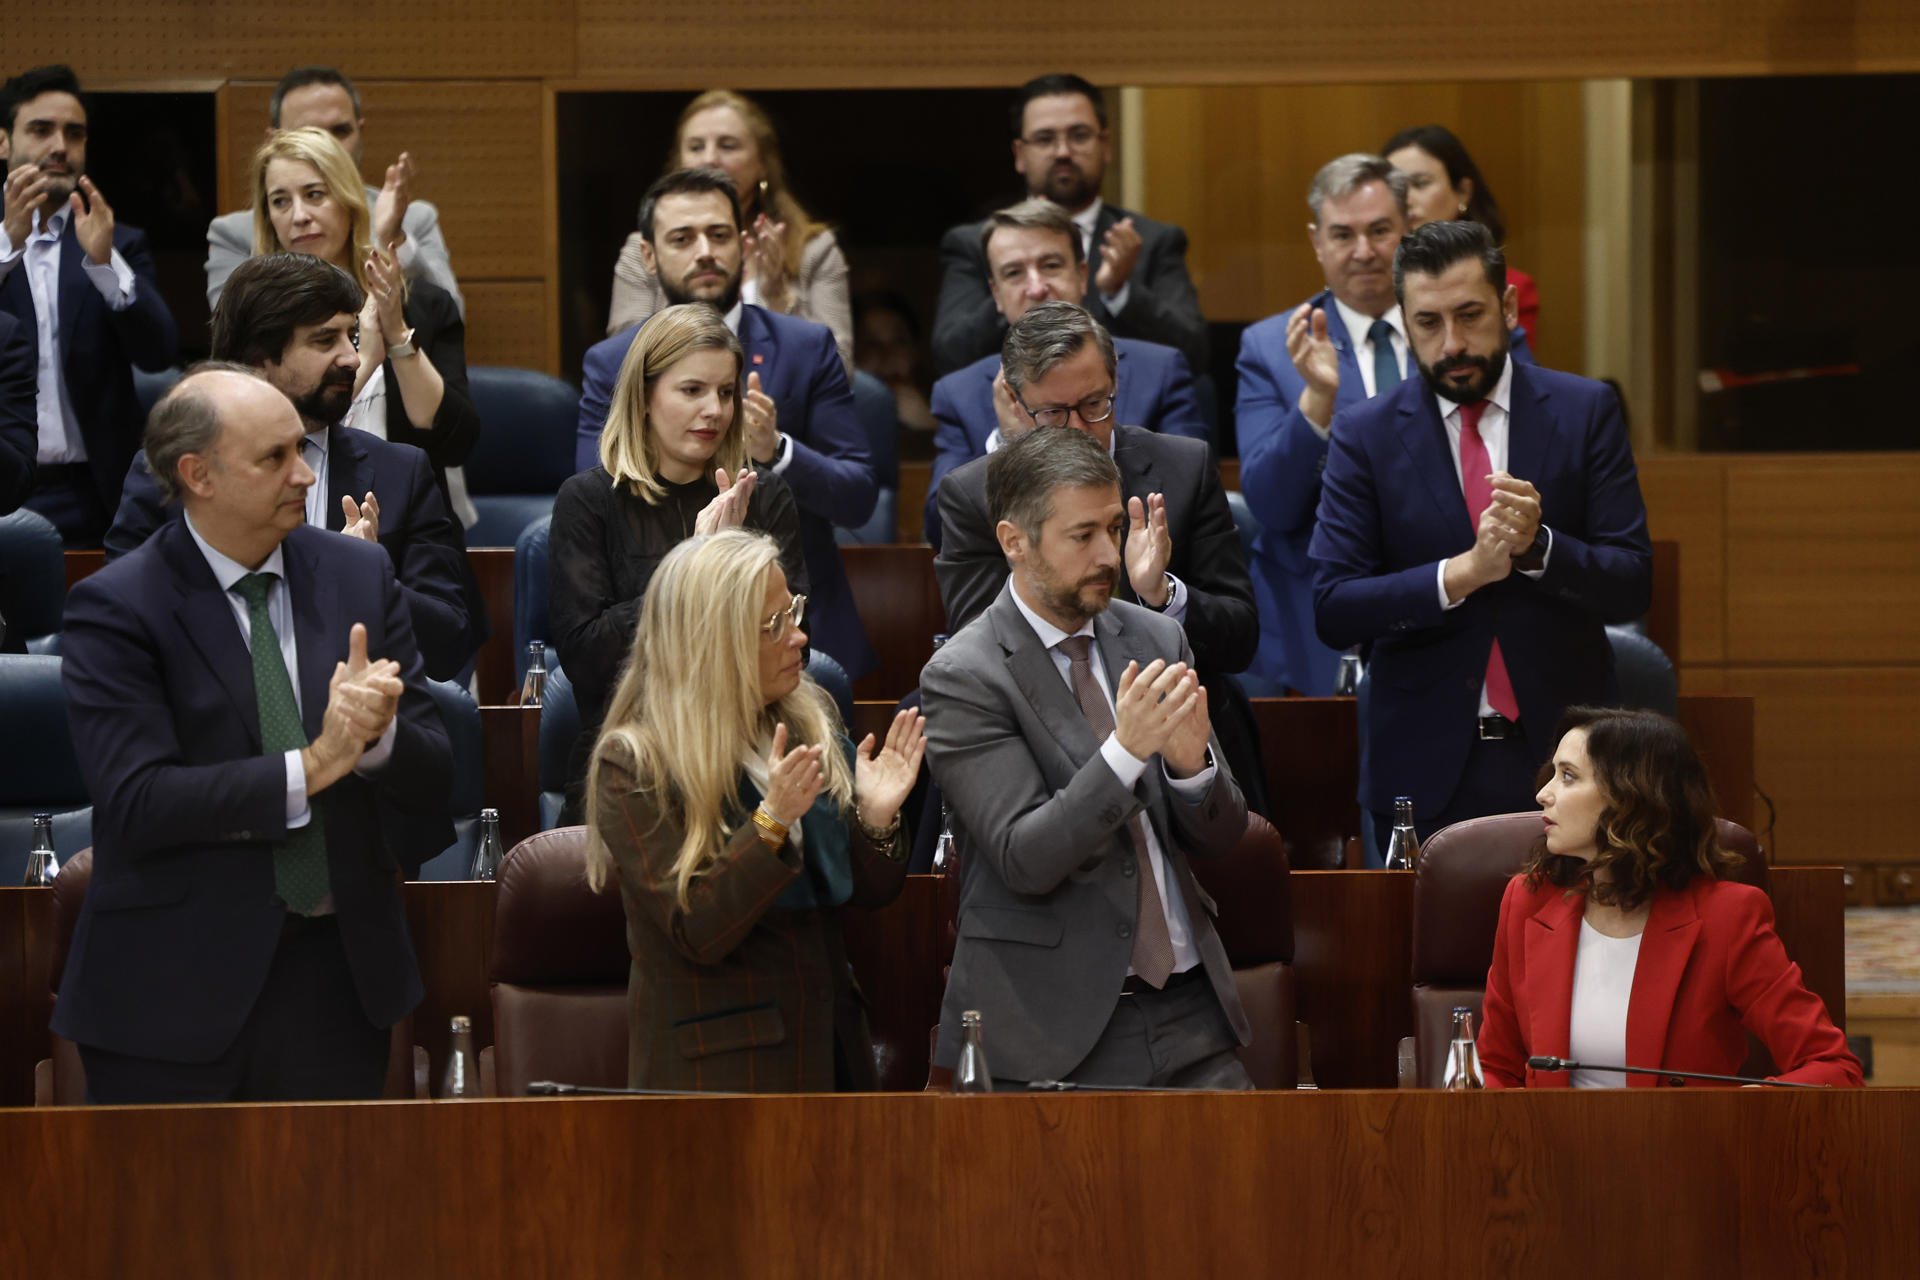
(593, 739, 907, 1092)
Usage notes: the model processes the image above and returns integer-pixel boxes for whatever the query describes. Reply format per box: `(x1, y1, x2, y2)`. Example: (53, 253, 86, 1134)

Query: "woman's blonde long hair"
(250, 126, 380, 295)
(599, 304, 747, 503)
(584, 531, 851, 903)
(669, 90, 828, 277)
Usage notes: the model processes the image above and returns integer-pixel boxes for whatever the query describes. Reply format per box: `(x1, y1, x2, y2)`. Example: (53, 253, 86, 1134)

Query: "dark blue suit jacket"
(923, 337, 1208, 550)
(1237, 288, 1533, 695)
(1308, 361, 1652, 817)
(0, 220, 179, 514)
(577, 305, 878, 677)
(0, 311, 35, 513)
(104, 425, 487, 682)
(54, 520, 452, 1062)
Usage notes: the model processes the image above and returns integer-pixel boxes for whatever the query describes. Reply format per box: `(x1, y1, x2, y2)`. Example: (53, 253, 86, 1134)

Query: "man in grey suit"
(922, 425, 1252, 1089)
(931, 74, 1206, 377)
(204, 66, 462, 315)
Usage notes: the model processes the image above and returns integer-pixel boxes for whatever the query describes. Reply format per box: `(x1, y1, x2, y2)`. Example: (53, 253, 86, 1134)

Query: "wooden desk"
(2, 1090, 1914, 1277)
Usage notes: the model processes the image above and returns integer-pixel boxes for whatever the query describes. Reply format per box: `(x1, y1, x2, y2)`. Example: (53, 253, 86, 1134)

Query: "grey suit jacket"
(205, 190, 463, 316)
(921, 583, 1250, 1083)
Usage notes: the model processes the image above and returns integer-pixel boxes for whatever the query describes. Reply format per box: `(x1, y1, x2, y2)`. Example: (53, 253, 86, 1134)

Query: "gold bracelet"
(750, 805, 789, 848)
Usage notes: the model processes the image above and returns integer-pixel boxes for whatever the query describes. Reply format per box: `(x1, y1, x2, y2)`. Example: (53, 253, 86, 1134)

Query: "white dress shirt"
(1069, 198, 1131, 315)
(1430, 356, 1552, 718)
(1331, 296, 1409, 404)
(301, 428, 331, 529)
(1008, 584, 1213, 975)
(183, 512, 396, 833)
(0, 206, 137, 463)
(1567, 917, 1643, 1089)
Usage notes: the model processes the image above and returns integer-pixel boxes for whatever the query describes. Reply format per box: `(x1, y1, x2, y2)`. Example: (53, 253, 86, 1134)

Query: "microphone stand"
(1523, 1056, 1824, 1089)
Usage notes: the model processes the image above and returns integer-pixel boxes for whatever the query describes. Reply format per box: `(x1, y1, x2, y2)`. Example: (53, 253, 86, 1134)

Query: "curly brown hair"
(1522, 706, 1743, 911)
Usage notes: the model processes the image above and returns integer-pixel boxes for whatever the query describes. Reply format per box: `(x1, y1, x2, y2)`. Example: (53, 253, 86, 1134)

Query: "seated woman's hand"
(854, 709, 927, 830)
(763, 722, 824, 828)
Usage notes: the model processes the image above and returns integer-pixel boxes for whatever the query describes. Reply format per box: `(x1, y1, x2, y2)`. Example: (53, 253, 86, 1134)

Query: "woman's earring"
(1458, 202, 1469, 215)
(758, 179, 771, 204)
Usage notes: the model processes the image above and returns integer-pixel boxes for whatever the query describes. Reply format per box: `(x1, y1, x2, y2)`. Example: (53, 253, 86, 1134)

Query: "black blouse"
(387, 280, 481, 483)
(549, 466, 810, 802)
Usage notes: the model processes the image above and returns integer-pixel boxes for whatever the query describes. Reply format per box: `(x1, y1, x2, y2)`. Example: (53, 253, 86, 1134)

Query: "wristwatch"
(387, 328, 418, 360)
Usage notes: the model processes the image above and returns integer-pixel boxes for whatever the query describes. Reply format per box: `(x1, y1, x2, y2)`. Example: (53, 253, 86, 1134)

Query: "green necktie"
(231, 572, 329, 914)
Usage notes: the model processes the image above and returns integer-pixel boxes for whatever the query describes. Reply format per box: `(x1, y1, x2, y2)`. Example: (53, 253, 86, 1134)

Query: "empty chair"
(513, 514, 555, 689)
(131, 366, 184, 423)
(537, 665, 579, 830)
(0, 654, 91, 883)
(464, 366, 581, 547)
(1606, 624, 1678, 716)
(1189, 812, 1299, 1090)
(1409, 812, 1769, 1088)
(485, 826, 630, 1097)
(0, 509, 66, 651)
(835, 370, 900, 546)
(412, 679, 488, 880)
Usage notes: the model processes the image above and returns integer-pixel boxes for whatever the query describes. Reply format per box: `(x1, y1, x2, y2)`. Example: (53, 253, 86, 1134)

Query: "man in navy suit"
(925, 199, 1206, 549)
(1237, 154, 1534, 696)
(0, 310, 35, 513)
(105, 254, 486, 682)
(0, 65, 179, 546)
(1310, 221, 1650, 852)
(932, 74, 1207, 378)
(576, 167, 877, 677)
(57, 367, 452, 1102)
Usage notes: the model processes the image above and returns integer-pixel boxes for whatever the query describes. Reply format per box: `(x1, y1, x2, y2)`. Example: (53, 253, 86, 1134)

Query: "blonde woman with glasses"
(586, 530, 923, 1092)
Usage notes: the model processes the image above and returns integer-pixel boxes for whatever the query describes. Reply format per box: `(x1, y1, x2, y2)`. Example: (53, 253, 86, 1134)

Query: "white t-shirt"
(1567, 917, 1644, 1089)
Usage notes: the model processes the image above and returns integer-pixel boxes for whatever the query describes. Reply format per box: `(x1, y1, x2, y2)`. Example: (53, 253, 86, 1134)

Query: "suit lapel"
(281, 529, 340, 741)
(1503, 360, 1556, 484)
(1084, 204, 1120, 280)
(57, 223, 87, 359)
(160, 523, 261, 748)
(1521, 890, 1583, 1084)
(990, 586, 1101, 766)
(1625, 886, 1700, 1086)
(323, 426, 362, 533)
(1317, 292, 1366, 415)
(739, 304, 777, 392)
(1396, 390, 1474, 535)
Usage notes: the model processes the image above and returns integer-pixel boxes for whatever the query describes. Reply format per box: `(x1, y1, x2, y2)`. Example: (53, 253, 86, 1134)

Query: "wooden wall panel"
(570, 1, 1920, 87)
(220, 82, 549, 282)
(1638, 454, 1727, 664)
(1137, 81, 1588, 371)
(1723, 457, 1920, 664)
(462, 282, 553, 371)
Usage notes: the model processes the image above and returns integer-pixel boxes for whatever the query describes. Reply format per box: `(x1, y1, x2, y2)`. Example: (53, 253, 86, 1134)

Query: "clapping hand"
(991, 367, 1029, 439)
(364, 246, 408, 344)
(71, 177, 116, 266)
(854, 709, 927, 831)
(1112, 658, 1200, 763)
(763, 723, 825, 828)
(1487, 474, 1542, 556)
(693, 467, 756, 535)
(1285, 303, 1341, 428)
(1160, 679, 1213, 779)
(2, 163, 53, 249)
(743, 213, 791, 310)
(371, 152, 414, 252)
(341, 491, 380, 542)
(303, 624, 404, 793)
(1094, 216, 1143, 296)
(1124, 493, 1173, 607)
(743, 372, 780, 463)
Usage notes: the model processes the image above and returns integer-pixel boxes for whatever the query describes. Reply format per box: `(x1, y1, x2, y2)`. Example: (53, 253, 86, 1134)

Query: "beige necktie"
(1056, 635, 1175, 987)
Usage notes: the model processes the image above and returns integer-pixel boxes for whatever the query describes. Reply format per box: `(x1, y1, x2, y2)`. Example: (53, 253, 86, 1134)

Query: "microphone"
(1523, 1055, 1822, 1089)
(526, 1080, 746, 1097)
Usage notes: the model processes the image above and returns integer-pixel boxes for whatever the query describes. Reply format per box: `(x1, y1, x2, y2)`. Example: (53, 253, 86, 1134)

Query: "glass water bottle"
(1441, 1006, 1485, 1090)
(520, 642, 548, 708)
(952, 1010, 993, 1094)
(22, 813, 59, 887)
(1333, 649, 1364, 697)
(470, 808, 504, 881)
(1384, 796, 1420, 871)
(441, 1015, 479, 1098)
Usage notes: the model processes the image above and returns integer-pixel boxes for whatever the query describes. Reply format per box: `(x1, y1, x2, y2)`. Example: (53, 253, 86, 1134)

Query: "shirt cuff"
(766, 432, 795, 475)
(353, 716, 400, 775)
(1164, 753, 1216, 801)
(1100, 282, 1132, 314)
(1519, 527, 1554, 578)
(285, 749, 311, 828)
(1306, 411, 1333, 442)
(82, 249, 136, 310)
(1100, 731, 1149, 790)
(1159, 572, 1189, 624)
(1437, 559, 1465, 610)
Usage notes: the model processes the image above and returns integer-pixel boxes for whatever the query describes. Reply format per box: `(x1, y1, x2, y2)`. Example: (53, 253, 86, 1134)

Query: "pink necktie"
(1457, 401, 1522, 722)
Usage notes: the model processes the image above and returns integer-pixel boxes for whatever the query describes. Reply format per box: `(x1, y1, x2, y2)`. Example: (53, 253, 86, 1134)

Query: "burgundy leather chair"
(1190, 812, 1299, 1089)
(484, 826, 630, 1098)
(35, 848, 426, 1104)
(1408, 813, 1769, 1088)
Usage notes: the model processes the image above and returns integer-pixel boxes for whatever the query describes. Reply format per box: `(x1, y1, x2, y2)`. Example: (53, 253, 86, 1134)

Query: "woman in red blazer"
(1478, 707, 1860, 1089)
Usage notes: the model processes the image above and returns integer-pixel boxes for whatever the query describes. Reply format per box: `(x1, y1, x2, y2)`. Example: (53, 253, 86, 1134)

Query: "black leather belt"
(1121, 967, 1206, 996)
(1477, 714, 1520, 740)
(33, 462, 91, 484)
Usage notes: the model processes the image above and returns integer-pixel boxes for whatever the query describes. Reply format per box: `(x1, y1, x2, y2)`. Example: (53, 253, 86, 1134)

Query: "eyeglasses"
(1018, 391, 1116, 430)
(1021, 126, 1101, 151)
(761, 594, 807, 642)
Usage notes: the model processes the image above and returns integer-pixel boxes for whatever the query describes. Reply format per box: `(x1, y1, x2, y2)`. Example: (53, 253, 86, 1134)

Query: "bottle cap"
(480, 807, 500, 820)
(32, 812, 52, 822)
(450, 1015, 472, 1031)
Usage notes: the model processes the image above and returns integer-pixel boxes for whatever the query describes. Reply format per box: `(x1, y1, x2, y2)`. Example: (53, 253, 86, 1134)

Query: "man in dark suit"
(925, 198, 1206, 548)
(923, 425, 1249, 1088)
(1238, 154, 1536, 696)
(0, 65, 179, 546)
(576, 167, 877, 678)
(56, 366, 452, 1103)
(931, 74, 1206, 378)
(0, 310, 35, 513)
(105, 253, 485, 682)
(1311, 221, 1651, 854)
(934, 301, 1264, 814)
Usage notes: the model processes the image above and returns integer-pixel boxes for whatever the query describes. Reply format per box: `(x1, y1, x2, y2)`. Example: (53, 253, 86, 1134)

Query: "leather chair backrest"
(1411, 811, 1769, 1085)
(424, 679, 485, 819)
(0, 654, 88, 806)
(463, 367, 580, 496)
(1231, 960, 1297, 1090)
(850, 369, 899, 491)
(1605, 625, 1678, 716)
(1188, 811, 1294, 966)
(0, 511, 67, 640)
(512, 515, 553, 686)
(488, 827, 630, 1097)
(537, 665, 579, 804)
(1224, 490, 1261, 564)
(131, 367, 184, 421)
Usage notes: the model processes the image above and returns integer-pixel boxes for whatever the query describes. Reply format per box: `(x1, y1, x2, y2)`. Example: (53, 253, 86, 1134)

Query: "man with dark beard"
(921, 425, 1252, 1090)
(1310, 221, 1652, 854)
(575, 166, 877, 679)
(930, 75, 1206, 377)
(106, 253, 485, 682)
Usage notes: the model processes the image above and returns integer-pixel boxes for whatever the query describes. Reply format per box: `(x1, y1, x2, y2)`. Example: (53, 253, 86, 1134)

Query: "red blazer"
(1478, 874, 1861, 1089)
(1508, 266, 1540, 347)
